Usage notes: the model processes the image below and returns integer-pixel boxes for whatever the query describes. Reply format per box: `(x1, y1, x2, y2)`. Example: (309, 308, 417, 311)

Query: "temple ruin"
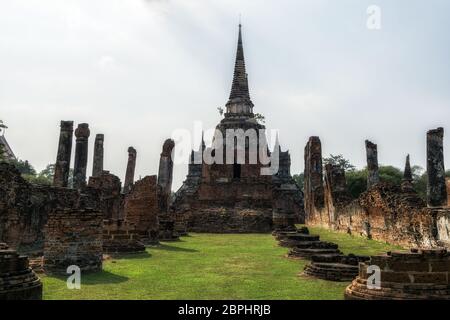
(0, 24, 449, 301)
(302, 128, 450, 248)
(171, 25, 304, 233)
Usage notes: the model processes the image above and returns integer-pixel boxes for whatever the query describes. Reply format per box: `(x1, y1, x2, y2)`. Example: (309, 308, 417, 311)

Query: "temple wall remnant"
(303, 133, 450, 249)
(43, 208, 103, 274)
(88, 171, 123, 220)
(123, 175, 160, 244)
(0, 163, 100, 256)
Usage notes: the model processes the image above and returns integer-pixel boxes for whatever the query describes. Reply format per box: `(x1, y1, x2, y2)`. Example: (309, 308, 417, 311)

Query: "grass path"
(42, 228, 403, 300)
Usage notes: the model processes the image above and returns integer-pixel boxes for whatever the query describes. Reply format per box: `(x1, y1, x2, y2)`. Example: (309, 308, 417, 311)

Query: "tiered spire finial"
(227, 24, 253, 108)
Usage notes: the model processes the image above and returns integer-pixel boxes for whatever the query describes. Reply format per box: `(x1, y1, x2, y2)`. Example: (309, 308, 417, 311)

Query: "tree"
(293, 173, 304, 191)
(9, 159, 36, 175)
(254, 113, 266, 124)
(346, 169, 368, 199)
(39, 164, 55, 180)
(0, 143, 5, 162)
(345, 165, 405, 199)
(323, 154, 356, 172)
(379, 166, 403, 185)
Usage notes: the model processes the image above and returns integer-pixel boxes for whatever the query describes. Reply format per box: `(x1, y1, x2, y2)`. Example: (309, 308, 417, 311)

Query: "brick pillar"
(157, 139, 175, 214)
(304, 136, 324, 223)
(73, 123, 90, 189)
(92, 134, 104, 177)
(53, 121, 74, 188)
(124, 147, 137, 193)
(365, 140, 379, 188)
(427, 127, 447, 207)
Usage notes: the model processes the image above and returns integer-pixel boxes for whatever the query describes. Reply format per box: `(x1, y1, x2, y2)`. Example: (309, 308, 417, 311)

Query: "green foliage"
(8, 160, 57, 186)
(41, 231, 402, 300)
(39, 164, 55, 180)
(379, 166, 403, 185)
(254, 113, 265, 124)
(292, 173, 304, 191)
(9, 159, 36, 175)
(22, 173, 52, 186)
(323, 154, 356, 171)
(345, 165, 404, 199)
(0, 143, 5, 162)
(346, 169, 368, 199)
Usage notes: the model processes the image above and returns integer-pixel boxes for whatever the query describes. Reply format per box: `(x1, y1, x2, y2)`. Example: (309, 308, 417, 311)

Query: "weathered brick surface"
(102, 219, 145, 254)
(447, 178, 450, 207)
(0, 243, 42, 300)
(44, 209, 103, 274)
(123, 176, 159, 244)
(171, 26, 304, 233)
(88, 171, 123, 220)
(0, 163, 99, 256)
(303, 134, 450, 249)
(345, 248, 450, 300)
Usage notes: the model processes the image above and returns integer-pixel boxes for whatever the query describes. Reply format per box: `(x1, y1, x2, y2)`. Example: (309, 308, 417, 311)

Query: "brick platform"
(345, 248, 450, 300)
(0, 243, 42, 300)
(304, 254, 369, 282)
(102, 219, 145, 254)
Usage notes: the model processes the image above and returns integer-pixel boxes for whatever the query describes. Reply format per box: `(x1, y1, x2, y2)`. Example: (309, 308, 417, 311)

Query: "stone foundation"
(102, 219, 145, 254)
(345, 248, 450, 300)
(0, 243, 42, 300)
(304, 254, 368, 282)
(43, 209, 103, 274)
(187, 206, 273, 233)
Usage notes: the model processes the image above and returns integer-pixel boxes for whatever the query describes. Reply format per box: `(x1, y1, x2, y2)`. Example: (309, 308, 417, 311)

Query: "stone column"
(53, 121, 74, 187)
(304, 136, 324, 223)
(157, 139, 175, 214)
(92, 134, 104, 177)
(365, 140, 379, 188)
(124, 147, 137, 193)
(73, 123, 90, 190)
(427, 127, 447, 207)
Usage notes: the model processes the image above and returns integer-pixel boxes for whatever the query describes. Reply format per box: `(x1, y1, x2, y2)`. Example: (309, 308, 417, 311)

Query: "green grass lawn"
(42, 227, 403, 300)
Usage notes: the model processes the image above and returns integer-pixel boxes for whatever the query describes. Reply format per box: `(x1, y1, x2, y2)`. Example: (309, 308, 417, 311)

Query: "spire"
(227, 24, 253, 108)
(403, 154, 413, 181)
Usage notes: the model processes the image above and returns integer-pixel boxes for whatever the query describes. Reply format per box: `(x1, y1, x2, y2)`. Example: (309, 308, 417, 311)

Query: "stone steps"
(304, 262, 359, 282)
(289, 248, 342, 259)
(273, 228, 367, 282)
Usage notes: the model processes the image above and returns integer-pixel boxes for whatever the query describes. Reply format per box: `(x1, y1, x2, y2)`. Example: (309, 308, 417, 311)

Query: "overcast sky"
(1, 0, 449, 190)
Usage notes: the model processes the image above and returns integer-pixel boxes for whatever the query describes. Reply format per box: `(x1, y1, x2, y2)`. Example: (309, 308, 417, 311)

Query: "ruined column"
(157, 139, 175, 214)
(92, 134, 104, 177)
(365, 140, 379, 188)
(124, 147, 137, 193)
(73, 123, 90, 190)
(53, 121, 74, 187)
(401, 154, 414, 192)
(427, 128, 447, 207)
(304, 136, 324, 223)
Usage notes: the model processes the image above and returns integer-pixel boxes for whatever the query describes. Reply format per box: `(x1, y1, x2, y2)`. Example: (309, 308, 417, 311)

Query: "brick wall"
(43, 209, 103, 274)
(123, 176, 159, 244)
